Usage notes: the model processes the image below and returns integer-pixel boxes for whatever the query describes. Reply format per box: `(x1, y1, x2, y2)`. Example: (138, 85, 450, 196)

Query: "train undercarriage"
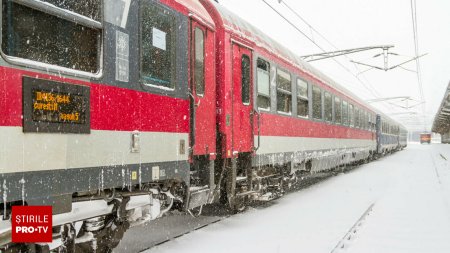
(0, 146, 392, 253)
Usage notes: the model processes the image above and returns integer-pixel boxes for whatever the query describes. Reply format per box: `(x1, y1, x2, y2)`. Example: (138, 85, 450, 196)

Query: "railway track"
(330, 203, 375, 253)
(114, 164, 362, 253)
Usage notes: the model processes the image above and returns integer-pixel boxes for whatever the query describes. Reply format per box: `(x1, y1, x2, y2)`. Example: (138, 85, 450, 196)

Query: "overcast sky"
(220, 0, 450, 131)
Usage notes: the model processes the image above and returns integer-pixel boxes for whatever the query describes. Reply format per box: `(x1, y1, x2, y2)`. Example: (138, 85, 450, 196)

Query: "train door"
(190, 21, 216, 157)
(232, 44, 253, 154)
(186, 20, 216, 210)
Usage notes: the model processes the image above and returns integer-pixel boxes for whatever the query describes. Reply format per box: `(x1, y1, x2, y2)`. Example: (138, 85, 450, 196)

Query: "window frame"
(324, 91, 333, 122)
(276, 67, 292, 114)
(0, 0, 103, 78)
(349, 104, 354, 127)
(193, 27, 205, 97)
(364, 111, 368, 130)
(256, 58, 271, 111)
(139, 1, 177, 90)
(241, 54, 251, 105)
(334, 96, 342, 124)
(312, 85, 323, 120)
(342, 100, 348, 126)
(296, 78, 309, 118)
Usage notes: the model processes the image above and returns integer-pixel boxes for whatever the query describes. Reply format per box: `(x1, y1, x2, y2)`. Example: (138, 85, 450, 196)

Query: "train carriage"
(376, 114, 404, 153)
(0, 0, 407, 251)
(202, 0, 381, 205)
(0, 0, 219, 251)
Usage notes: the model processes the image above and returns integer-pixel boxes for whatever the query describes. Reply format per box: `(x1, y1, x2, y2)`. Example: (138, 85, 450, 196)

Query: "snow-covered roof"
(176, 0, 215, 29)
(432, 81, 450, 134)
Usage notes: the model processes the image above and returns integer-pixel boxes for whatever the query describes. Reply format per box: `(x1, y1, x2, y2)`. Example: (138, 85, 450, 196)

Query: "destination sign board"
(23, 77, 90, 133)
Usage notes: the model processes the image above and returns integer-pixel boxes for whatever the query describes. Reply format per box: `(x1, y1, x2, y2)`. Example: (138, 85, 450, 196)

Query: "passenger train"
(0, 0, 406, 251)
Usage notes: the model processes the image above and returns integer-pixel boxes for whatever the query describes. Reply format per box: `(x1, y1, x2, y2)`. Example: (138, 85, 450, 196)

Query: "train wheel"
(233, 197, 247, 213)
(75, 216, 129, 253)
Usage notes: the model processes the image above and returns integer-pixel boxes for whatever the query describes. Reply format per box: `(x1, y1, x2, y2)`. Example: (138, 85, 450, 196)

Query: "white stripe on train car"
(0, 127, 188, 173)
(255, 135, 376, 155)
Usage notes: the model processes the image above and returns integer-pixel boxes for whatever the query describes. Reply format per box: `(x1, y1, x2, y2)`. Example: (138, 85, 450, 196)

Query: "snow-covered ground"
(141, 143, 450, 253)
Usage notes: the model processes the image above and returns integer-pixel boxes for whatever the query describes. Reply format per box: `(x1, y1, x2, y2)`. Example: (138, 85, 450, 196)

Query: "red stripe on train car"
(0, 66, 189, 133)
(259, 113, 373, 140)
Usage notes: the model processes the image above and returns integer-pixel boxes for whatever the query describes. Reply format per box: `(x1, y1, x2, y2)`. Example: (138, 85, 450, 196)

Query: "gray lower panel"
(252, 147, 374, 167)
(0, 160, 189, 204)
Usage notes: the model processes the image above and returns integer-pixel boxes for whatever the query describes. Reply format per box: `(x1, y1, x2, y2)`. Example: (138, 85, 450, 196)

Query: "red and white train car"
(0, 0, 218, 251)
(203, 0, 378, 204)
(0, 0, 401, 251)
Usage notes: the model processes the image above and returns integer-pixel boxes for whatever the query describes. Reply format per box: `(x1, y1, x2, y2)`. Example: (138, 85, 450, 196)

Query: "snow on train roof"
(212, 1, 393, 119)
(175, 0, 215, 29)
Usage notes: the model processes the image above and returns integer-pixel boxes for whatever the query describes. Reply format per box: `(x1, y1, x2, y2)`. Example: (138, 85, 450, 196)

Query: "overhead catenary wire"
(279, 0, 385, 97)
(279, 0, 427, 129)
(261, 0, 383, 100)
(410, 0, 427, 130)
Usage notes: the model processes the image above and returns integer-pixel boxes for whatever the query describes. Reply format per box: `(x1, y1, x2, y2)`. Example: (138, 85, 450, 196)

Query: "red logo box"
(12, 206, 52, 243)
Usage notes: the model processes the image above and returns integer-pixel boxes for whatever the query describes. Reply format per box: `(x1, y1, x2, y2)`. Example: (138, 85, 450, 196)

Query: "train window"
(353, 105, 359, 128)
(324, 92, 332, 122)
(349, 104, 354, 127)
(297, 79, 308, 117)
(334, 97, 342, 124)
(358, 110, 362, 129)
(372, 114, 375, 131)
(241, 54, 251, 104)
(2, 0, 101, 73)
(257, 59, 270, 109)
(362, 111, 366, 129)
(372, 114, 376, 131)
(362, 111, 365, 129)
(141, 3, 176, 89)
(365, 111, 369, 130)
(342, 101, 348, 125)
(276, 68, 292, 113)
(360, 110, 364, 129)
(312, 85, 322, 120)
(193, 28, 205, 95)
(362, 111, 366, 130)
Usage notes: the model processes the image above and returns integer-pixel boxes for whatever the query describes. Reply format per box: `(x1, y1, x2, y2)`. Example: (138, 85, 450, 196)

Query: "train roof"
(209, 1, 404, 128)
(432, 81, 450, 134)
(175, 0, 215, 29)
